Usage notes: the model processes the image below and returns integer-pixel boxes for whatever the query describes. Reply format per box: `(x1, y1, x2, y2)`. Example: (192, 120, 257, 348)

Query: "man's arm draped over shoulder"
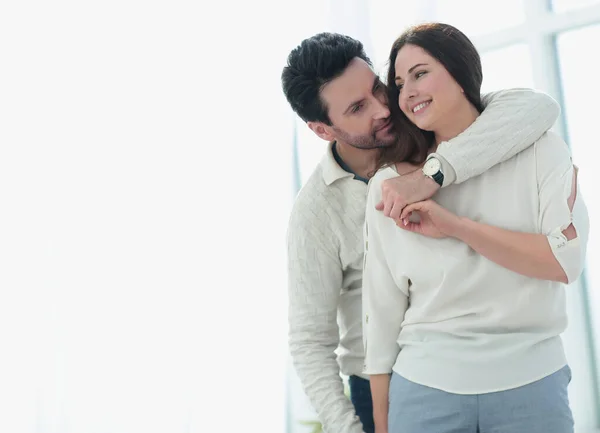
(433, 88, 560, 185)
(378, 88, 560, 219)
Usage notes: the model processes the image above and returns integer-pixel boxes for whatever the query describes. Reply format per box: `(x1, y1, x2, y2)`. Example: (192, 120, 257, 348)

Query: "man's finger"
(383, 198, 394, 217)
(375, 200, 384, 211)
(389, 200, 405, 220)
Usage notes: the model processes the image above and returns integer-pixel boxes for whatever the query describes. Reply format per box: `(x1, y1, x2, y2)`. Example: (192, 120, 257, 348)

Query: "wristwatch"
(422, 156, 444, 187)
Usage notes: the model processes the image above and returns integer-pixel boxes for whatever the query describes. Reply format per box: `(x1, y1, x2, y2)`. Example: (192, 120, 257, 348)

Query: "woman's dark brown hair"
(375, 22, 484, 173)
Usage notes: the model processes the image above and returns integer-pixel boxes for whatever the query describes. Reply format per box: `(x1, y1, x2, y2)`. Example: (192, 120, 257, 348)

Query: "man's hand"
(375, 169, 440, 219)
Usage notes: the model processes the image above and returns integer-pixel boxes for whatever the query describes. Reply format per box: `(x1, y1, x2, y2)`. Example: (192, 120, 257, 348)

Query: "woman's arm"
(396, 201, 569, 282)
(370, 374, 391, 433)
(398, 134, 589, 284)
(363, 174, 410, 432)
(451, 211, 574, 283)
(453, 160, 584, 283)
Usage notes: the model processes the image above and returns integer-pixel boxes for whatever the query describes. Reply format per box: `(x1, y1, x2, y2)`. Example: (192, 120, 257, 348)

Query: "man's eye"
(352, 104, 363, 113)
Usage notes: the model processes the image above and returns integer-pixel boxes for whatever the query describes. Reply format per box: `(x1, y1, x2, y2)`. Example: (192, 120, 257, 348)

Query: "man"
(282, 32, 559, 433)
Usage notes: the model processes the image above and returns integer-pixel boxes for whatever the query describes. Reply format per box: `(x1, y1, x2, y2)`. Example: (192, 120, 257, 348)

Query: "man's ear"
(308, 121, 336, 142)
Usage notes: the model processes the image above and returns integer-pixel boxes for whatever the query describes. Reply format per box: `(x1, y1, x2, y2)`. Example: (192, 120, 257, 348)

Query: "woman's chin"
(414, 118, 434, 131)
(406, 112, 434, 131)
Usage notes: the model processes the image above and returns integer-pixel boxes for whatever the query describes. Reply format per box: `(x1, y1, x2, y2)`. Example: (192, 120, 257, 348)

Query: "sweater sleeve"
(535, 132, 590, 284)
(362, 175, 409, 375)
(431, 88, 560, 185)
(287, 208, 365, 433)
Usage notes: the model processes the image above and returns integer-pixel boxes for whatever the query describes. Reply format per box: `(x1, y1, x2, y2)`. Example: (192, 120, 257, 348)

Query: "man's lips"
(376, 119, 392, 132)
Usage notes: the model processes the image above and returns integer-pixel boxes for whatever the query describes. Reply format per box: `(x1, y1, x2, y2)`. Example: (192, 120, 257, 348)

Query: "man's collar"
(321, 141, 355, 186)
(321, 141, 369, 185)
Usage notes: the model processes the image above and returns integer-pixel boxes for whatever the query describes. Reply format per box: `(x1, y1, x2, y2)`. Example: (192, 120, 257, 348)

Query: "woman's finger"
(400, 203, 420, 220)
(403, 221, 421, 233)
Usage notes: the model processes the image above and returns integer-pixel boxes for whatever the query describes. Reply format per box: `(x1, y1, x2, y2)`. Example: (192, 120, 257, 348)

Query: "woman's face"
(393, 43, 466, 132)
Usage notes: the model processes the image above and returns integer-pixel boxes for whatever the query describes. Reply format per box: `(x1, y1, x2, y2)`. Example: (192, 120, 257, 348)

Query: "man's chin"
(376, 134, 398, 148)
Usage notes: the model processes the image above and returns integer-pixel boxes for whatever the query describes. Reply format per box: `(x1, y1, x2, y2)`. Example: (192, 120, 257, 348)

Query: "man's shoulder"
(288, 164, 343, 236)
(292, 165, 335, 212)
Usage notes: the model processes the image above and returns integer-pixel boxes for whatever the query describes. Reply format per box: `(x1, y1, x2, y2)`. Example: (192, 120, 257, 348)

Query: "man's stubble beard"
(332, 126, 398, 151)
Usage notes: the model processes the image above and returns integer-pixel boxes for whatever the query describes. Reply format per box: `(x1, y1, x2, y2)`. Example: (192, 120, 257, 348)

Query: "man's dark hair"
(281, 33, 372, 124)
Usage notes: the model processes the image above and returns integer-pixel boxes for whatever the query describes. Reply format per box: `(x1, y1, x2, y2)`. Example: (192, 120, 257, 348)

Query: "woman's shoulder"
(367, 165, 400, 193)
(533, 131, 572, 168)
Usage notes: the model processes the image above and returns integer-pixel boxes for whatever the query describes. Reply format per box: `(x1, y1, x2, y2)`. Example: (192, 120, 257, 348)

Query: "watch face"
(424, 158, 441, 175)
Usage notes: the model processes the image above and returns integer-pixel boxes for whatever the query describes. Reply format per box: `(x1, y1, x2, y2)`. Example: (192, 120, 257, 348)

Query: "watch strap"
(431, 170, 444, 187)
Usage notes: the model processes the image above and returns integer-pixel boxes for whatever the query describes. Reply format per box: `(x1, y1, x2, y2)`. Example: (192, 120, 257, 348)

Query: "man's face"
(319, 58, 397, 150)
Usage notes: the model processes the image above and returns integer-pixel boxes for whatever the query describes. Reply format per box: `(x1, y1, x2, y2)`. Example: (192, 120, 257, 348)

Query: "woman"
(362, 23, 589, 433)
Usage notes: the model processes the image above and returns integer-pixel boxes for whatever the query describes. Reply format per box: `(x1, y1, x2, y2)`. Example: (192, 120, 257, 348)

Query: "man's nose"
(374, 98, 390, 119)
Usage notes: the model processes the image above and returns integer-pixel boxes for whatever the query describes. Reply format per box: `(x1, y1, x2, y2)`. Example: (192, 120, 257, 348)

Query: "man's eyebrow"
(344, 77, 381, 115)
(343, 97, 366, 115)
(371, 76, 382, 92)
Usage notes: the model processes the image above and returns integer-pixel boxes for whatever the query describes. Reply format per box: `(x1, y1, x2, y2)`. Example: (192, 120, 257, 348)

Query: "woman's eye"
(415, 71, 427, 79)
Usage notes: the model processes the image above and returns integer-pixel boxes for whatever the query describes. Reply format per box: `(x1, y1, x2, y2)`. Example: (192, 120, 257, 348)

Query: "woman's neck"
(434, 102, 481, 145)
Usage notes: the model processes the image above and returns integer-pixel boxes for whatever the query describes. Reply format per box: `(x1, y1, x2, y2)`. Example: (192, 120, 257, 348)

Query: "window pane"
(433, 0, 525, 37)
(368, 0, 526, 75)
(557, 24, 600, 373)
(480, 44, 533, 93)
(552, 0, 600, 13)
(368, 0, 426, 72)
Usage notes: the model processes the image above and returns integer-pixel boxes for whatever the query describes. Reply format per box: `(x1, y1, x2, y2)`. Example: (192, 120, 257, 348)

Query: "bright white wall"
(0, 0, 297, 432)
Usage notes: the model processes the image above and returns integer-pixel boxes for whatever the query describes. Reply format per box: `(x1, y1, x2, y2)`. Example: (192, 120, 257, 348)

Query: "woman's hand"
(396, 200, 462, 239)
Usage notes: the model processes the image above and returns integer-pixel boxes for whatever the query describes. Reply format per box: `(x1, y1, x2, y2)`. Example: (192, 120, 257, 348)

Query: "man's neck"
(335, 141, 378, 180)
